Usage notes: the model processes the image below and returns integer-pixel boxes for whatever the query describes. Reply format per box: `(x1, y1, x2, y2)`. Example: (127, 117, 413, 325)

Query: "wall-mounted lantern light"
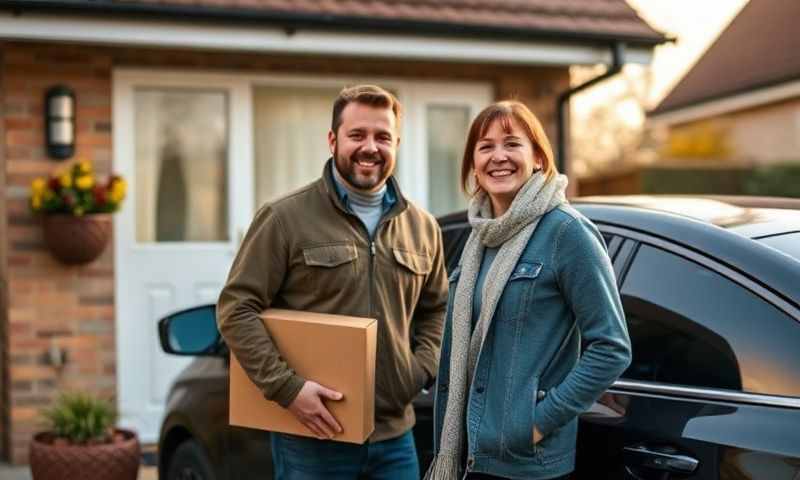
(45, 85, 75, 160)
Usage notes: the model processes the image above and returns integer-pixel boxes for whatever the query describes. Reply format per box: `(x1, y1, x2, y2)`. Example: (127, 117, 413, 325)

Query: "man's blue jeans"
(271, 430, 420, 480)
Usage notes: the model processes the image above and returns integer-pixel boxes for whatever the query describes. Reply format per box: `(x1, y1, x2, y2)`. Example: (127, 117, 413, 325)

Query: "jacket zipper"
(369, 240, 376, 316)
(366, 214, 394, 317)
(353, 216, 390, 318)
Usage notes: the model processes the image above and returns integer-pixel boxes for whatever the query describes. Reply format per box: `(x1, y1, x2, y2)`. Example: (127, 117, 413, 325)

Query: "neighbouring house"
(649, 0, 800, 175)
(0, 0, 663, 463)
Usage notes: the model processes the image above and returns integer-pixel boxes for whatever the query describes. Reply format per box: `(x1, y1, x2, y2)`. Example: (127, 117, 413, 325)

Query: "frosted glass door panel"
(427, 105, 470, 216)
(134, 89, 229, 243)
(253, 86, 339, 207)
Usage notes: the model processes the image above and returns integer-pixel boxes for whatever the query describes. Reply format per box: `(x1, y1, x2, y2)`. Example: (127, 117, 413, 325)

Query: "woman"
(426, 101, 632, 480)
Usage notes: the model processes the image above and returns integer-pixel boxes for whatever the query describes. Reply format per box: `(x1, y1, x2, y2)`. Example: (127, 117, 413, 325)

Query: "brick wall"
(1, 40, 569, 463)
(2, 42, 115, 464)
(1, 47, 9, 460)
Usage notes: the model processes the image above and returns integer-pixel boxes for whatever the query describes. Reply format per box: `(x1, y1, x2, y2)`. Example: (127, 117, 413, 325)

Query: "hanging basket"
(41, 214, 112, 265)
(29, 428, 140, 480)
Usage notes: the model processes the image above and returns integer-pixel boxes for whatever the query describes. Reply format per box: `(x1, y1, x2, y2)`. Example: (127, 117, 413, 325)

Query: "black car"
(157, 195, 800, 480)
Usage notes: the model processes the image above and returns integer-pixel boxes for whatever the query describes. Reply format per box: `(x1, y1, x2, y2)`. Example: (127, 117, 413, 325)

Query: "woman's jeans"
(270, 430, 419, 480)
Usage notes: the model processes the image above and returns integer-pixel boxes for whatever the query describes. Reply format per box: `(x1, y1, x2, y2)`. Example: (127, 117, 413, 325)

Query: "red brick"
(5, 117, 38, 130)
(8, 322, 32, 337)
(5, 129, 40, 146)
(11, 407, 39, 422)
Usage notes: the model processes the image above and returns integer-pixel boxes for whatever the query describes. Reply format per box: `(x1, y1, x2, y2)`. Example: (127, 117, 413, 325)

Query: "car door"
(576, 231, 800, 480)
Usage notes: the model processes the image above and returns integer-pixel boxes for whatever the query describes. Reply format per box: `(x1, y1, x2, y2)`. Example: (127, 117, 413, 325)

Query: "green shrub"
(40, 392, 117, 444)
(641, 166, 748, 194)
(744, 162, 800, 197)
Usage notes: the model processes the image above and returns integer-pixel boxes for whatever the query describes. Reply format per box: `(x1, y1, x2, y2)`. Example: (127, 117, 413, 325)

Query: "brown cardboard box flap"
(229, 309, 376, 443)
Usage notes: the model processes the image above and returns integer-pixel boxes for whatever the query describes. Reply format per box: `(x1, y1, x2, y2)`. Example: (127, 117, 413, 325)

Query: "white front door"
(113, 72, 253, 442)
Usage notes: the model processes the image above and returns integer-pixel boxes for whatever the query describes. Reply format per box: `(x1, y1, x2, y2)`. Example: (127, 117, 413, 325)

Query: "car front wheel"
(166, 439, 217, 480)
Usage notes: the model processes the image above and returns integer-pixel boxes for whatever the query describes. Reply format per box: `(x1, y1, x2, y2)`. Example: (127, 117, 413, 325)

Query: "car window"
(758, 232, 800, 262)
(620, 244, 800, 397)
(602, 232, 613, 246)
(611, 239, 636, 283)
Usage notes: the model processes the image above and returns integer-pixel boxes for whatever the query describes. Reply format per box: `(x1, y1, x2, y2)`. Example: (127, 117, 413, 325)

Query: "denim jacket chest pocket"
(497, 261, 544, 322)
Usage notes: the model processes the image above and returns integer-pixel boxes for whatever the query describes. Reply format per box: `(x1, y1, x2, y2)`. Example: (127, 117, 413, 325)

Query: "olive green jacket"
(217, 160, 448, 442)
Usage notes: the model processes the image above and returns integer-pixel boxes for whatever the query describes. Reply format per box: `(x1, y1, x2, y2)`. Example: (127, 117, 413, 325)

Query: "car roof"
(573, 195, 800, 239)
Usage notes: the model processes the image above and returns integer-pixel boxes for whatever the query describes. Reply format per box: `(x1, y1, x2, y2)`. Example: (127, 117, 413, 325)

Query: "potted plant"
(29, 160, 127, 265)
(29, 392, 140, 480)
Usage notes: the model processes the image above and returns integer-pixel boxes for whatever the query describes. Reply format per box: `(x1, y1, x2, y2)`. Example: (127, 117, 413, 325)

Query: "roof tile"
(111, 0, 664, 42)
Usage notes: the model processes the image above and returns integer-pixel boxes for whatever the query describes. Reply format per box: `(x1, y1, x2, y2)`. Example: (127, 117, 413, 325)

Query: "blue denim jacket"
(433, 205, 632, 479)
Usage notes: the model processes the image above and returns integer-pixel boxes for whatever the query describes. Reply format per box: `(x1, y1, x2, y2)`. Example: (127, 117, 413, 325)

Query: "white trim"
(0, 12, 653, 66)
(650, 79, 800, 126)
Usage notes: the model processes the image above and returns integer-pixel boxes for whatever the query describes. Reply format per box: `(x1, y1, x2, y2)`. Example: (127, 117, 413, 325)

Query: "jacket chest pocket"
(301, 243, 359, 297)
(389, 248, 432, 303)
(498, 262, 544, 321)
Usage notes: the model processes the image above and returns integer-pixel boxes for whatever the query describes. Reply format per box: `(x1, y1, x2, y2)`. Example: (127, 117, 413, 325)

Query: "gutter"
(556, 41, 626, 174)
(1, 0, 666, 48)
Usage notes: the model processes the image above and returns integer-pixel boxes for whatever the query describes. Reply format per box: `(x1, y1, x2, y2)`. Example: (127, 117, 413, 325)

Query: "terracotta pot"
(29, 429, 140, 480)
(41, 214, 112, 265)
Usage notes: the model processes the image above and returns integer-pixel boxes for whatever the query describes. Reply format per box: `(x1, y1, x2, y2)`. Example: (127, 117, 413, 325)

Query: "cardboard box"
(229, 308, 377, 443)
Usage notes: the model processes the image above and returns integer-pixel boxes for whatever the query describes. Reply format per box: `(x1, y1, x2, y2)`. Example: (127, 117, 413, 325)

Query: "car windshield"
(758, 232, 800, 261)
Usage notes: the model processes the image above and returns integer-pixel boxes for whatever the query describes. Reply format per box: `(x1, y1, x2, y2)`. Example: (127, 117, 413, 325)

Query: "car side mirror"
(158, 304, 224, 356)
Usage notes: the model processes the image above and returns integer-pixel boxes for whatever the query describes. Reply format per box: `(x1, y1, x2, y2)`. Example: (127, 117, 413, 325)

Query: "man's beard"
(333, 145, 391, 192)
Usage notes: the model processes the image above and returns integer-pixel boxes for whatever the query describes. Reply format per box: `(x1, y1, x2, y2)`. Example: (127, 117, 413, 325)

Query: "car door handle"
(623, 444, 699, 474)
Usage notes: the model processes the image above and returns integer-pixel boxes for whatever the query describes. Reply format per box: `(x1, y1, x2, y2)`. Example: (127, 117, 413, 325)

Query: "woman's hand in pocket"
(533, 426, 543, 445)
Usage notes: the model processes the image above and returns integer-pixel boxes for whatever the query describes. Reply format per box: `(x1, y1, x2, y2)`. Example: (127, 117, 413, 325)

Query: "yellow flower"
(43, 189, 54, 201)
(110, 179, 127, 202)
(31, 178, 46, 194)
(109, 189, 123, 204)
(59, 172, 73, 189)
(31, 195, 42, 211)
(78, 160, 92, 174)
(75, 175, 95, 190)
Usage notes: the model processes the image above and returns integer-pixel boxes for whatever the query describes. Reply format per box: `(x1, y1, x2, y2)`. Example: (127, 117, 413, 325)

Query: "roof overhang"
(0, 12, 655, 67)
(650, 78, 800, 127)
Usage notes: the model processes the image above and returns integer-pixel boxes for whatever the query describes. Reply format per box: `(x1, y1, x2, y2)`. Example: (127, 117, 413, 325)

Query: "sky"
(572, 0, 749, 119)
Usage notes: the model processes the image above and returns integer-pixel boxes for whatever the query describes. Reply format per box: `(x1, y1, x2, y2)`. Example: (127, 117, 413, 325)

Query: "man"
(217, 84, 448, 479)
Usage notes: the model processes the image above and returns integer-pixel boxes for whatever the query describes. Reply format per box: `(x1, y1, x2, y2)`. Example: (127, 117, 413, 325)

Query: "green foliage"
(640, 162, 800, 198)
(744, 163, 800, 197)
(641, 166, 748, 195)
(40, 392, 117, 444)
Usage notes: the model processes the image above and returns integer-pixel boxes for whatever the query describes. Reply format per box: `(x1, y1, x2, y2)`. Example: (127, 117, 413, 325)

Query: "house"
(649, 0, 800, 168)
(0, 0, 663, 463)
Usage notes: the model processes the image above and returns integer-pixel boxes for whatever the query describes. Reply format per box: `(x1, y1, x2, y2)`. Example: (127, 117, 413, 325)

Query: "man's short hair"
(331, 85, 402, 135)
